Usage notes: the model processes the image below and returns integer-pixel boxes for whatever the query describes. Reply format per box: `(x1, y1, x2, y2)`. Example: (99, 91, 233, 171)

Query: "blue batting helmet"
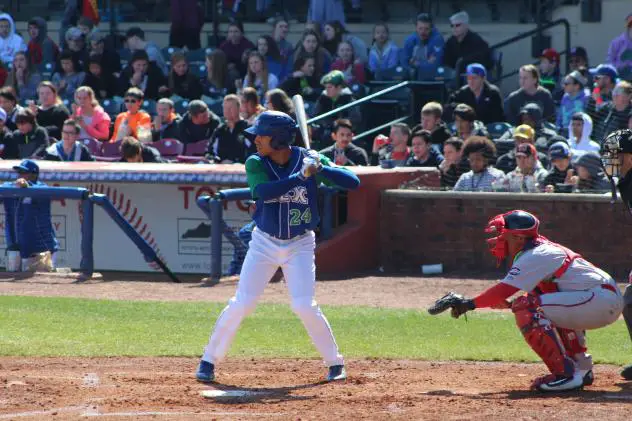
(244, 111, 296, 149)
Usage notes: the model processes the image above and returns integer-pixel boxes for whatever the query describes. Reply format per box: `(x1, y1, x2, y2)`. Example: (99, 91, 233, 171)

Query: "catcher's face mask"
(485, 211, 540, 266)
(601, 132, 622, 178)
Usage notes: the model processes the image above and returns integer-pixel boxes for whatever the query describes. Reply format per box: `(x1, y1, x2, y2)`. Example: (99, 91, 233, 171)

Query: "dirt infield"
(2, 274, 632, 420)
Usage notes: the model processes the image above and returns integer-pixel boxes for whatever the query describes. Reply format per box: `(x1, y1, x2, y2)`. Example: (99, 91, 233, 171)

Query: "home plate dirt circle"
(200, 389, 269, 399)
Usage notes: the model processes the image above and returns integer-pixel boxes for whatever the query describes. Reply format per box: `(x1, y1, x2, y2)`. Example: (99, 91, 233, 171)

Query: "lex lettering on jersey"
(264, 186, 309, 204)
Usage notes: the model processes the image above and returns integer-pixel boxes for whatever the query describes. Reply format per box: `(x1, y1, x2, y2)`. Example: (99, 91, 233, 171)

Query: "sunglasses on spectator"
(125, 99, 139, 104)
(451, 23, 462, 28)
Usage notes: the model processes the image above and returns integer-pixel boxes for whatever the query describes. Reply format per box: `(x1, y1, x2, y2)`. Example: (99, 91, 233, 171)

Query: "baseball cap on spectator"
(450, 11, 469, 25)
(589, 64, 618, 82)
(453, 103, 476, 122)
(540, 48, 560, 63)
(0, 107, 6, 122)
(515, 143, 537, 158)
(466, 63, 486, 78)
(564, 70, 588, 87)
(320, 70, 345, 86)
(188, 100, 209, 116)
(513, 124, 535, 141)
(548, 141, 571, 160)
(569, 46, 588, 61)
(65, 27, 84, 42)
(13, 159, 39, 174)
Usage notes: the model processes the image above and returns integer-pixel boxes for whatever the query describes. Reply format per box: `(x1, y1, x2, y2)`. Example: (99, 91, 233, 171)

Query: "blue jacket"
(368, 41, 400, 73)
(402, 28, 445, 73)
(3, 181, 58, 258)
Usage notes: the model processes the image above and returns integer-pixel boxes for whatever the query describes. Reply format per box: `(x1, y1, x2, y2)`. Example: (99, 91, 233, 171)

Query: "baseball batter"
(196, 110, 360, 383)
(601, 128, 632, 380)
(429, 210, 623, 392)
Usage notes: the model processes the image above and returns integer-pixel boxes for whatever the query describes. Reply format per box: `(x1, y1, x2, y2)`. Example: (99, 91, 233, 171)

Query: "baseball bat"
(292, 94, 311, 149)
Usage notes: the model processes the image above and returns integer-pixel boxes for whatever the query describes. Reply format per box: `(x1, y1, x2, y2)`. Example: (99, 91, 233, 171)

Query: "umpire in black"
(601, 129, 632, 380)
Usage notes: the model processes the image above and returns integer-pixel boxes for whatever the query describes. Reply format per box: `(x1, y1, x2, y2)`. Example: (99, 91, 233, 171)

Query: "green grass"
(1, 296, 630, 364)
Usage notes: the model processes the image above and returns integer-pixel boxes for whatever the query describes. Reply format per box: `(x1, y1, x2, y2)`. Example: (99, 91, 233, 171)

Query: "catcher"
(601, 128, 632, 380)
(428, 210, 623, 392)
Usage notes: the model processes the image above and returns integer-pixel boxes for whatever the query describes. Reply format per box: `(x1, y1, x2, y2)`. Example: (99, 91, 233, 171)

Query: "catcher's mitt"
(427, 292, 476, 319)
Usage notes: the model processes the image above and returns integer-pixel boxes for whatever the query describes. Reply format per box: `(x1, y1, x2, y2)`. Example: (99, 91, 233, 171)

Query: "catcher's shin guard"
(512, 295, 575, 378)
(623, 285, 632, 342)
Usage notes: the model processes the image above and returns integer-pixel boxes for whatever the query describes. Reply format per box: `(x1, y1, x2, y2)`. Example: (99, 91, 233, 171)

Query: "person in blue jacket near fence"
(3, 159, 58, 272)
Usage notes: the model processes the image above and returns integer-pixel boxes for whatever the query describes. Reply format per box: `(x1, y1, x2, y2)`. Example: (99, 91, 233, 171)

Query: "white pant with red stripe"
(540, 284, 623, 330)
(201, 228, 344, 367)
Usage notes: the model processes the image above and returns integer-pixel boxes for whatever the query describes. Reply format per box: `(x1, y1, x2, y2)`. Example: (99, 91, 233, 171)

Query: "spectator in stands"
(60, 0, 80, 50)
(125, 27, 168, 76)
(569, 47, 591, 87)
(219, 22, 255, 77)
(84, 54, 117, 100)
(77, 16, 95, 37)
(323, 21, 368, 64)
(179, 99, 221, 145)
(272, 18, 293, 67)
(447, 63, 504, 125)
(420, 101, 451, 146)
(151, 98, 181, 142)
(606, 13, 632, 81)
(406, 129, 444, 167)
(538, 48, 561, 100)
(403, 13, 445, 80)
(240, 87, 265, 125)
(7, 108, 49, 159)
(43, 118, 94, 161)
(26, 17, 59, 68)
(30, 81, 70, 140)
(593, 81, 632, 142)
(543, 141, 574, 193)
(368, 23, 399, 77)
(505, 143, 548, 193)
(161, 52, 204, 100)
(257, 35, 285, 81)
(319, 118, 368, 166)
(120, 136, 166, 163)
(439, 137, 468, 188)
(585, 64, 617, 122)
(443, 11, 492, 77)
(314, 70, 359, 138)
(5, 52, 42, 102)
(331, 41, 366, 86)
(308, 0, 346, 26)
(73, 86, 111, 141)
(557, 70, 589, 135)
(208, 94, 250, 163)
(242, 51, 279, 99)
(508, 103, 559, 153)
(111, 88, 152, 143)
(373, 123, 411, 166)
(118, 50, 167, 101)
(505, 65, 556, 126)
(0, 107, 11, 155)
(496, 124, 548, 174)
(0, 87, 22, 131)
(567, 112, 599, 153)
(453, 136, 504, 192)
(88, 30, 122, 76)
(0, 13, 26, 66)
(63, 27, 89, 71)
(169, 0, 204, 50)
(52, 51, 85, 100)
(452, 103, 488, 140)
(292, 29, 332, 80)
(203, 50, 232, 100)
(264, 88, 293, 115)
(279, 54, 321, 101)
(572, 151, 610, 193)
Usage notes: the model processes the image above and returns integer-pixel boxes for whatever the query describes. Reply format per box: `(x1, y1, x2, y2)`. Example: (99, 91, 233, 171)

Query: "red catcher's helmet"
(485, 210, 540, 266)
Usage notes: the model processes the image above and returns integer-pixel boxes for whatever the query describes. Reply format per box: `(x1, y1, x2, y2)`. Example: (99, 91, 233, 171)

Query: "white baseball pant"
(201, 228, 344, 367)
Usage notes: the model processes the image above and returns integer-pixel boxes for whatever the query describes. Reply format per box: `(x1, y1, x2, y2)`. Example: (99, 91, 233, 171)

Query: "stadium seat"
(176, 155, 210, 164)
(174, 99, 190, 115)
(187, 48, 211, 65)
(101, 140, 123, 158)
(161, 47, 180, 63)
(373, 65, 407, 82)
(183, 139, 209, 156)
(118, 48, 132, 68)
(152, 138, 184, 158)
(142, 100, 157, 116)
(102, 99, 123, 118)
(543, 121, 557, 131)
(191, 64, 207, 78)
(449, 122, 457, 134)
(37, 62, 55, 79)
(81, 138, 102, 156)
(487, 122, 513, 140)
(494, 138, 515, 157)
